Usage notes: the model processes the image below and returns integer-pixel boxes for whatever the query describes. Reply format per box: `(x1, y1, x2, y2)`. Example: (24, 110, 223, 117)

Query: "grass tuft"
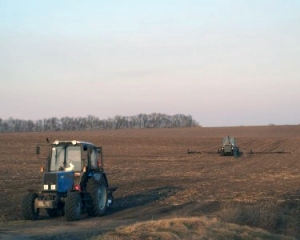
(91, 216, 294, 240)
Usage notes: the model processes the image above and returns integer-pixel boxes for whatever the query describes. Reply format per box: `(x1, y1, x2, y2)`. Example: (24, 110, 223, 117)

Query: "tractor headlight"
(72, 140, 77, 145)
(44, 185, 49, 190)
(51, 185, 56, 190)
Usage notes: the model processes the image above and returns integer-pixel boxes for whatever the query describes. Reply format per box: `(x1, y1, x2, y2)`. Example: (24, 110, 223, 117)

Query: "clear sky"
(0, 0, 299, 127)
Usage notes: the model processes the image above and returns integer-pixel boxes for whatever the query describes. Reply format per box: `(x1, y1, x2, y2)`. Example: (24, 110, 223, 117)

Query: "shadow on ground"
(108, 186, 181, 214)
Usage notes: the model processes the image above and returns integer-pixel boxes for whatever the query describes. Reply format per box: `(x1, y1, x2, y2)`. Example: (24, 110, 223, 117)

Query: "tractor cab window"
(50, 145, 82, 172)
(90, 149, 98, 169)
(50, 146, 64, 171)
(229, 137, 236, 146)
(66, 146, 82, 171)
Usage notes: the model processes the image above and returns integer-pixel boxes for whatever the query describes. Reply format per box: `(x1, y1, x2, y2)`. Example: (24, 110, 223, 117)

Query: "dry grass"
(92, 216, 294, 240)
(218, 200, 300, 237)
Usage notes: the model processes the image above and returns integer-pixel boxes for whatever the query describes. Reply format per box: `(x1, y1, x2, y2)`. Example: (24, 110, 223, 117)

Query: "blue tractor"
(22, 140, 117, 221)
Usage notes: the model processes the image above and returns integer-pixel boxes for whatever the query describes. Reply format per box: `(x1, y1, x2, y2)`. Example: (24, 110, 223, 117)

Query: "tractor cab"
(48, 140, 103, 173)
(222, 136, 236, 147)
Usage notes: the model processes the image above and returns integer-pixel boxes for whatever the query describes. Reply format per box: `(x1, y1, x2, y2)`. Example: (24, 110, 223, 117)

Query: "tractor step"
(107, 186, 117, 192)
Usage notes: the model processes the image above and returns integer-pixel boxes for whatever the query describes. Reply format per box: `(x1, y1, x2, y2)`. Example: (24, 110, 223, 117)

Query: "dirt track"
(0, 125, 300, 239)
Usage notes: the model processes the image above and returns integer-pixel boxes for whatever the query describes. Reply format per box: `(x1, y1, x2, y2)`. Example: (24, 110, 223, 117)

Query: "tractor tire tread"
(65, 192, 81, 221)
(22, 192, 38, 220)
(86, 178, 107, 217)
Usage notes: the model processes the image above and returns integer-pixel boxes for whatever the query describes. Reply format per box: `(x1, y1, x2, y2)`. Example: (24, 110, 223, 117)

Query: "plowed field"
(1, 125, 300, 239)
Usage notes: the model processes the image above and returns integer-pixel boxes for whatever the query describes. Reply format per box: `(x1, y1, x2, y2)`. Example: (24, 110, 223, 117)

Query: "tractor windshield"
(50, 145, 82, 172)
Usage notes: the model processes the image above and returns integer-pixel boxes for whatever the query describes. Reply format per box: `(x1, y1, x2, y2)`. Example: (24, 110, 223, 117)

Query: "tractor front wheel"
(65, 192, 82, 221)
(22, 192, 39, 220)
(220, 149, 225, 156)
(86, 179, 108, 216)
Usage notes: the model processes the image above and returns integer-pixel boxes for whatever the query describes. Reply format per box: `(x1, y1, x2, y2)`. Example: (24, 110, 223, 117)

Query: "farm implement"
(247, 149, 290, 155)
(187, 136, 290, 157)
(187, 150, 219, 154)
(187, 136, 240, 157)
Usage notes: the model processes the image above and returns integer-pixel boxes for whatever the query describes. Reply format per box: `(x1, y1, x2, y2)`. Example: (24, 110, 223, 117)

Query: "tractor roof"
(52, 140, 98, 148)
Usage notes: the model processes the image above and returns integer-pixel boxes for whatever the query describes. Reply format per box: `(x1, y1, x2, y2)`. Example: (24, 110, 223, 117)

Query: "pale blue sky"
(0, 1, 299, 127)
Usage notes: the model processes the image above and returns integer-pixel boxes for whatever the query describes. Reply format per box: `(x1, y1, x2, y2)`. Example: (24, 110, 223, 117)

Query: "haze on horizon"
(0, 0, 299, 127)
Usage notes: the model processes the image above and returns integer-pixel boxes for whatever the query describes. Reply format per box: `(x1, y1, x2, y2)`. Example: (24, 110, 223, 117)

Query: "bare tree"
(0, 113, 199, 132)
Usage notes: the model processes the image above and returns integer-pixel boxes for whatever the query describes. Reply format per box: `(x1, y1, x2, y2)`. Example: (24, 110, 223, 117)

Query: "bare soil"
(0, 125, 300, 239)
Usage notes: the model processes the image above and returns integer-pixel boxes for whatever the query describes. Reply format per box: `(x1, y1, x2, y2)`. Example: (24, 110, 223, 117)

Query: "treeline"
(0, 113, 199, 132)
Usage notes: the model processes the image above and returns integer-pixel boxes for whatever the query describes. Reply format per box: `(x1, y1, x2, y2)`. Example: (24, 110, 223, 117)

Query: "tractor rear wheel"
(22, 192, 39, 220)
(65, 192, 82, 221)
(86, 179, 108, 216)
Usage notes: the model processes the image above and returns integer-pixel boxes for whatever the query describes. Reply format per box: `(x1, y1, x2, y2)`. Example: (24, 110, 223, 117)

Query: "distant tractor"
(187, 135, 289, 157)
(22, 140, 117, 221)
(219, 136, 239, 157)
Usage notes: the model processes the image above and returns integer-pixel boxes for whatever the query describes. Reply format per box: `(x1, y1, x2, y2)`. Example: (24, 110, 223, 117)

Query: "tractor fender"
(90, 172, 108, 187)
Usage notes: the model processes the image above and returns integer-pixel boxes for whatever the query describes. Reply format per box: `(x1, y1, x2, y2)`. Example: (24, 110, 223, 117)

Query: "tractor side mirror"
(96, 147, 102, 154)
(36, 145, 40, 155)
